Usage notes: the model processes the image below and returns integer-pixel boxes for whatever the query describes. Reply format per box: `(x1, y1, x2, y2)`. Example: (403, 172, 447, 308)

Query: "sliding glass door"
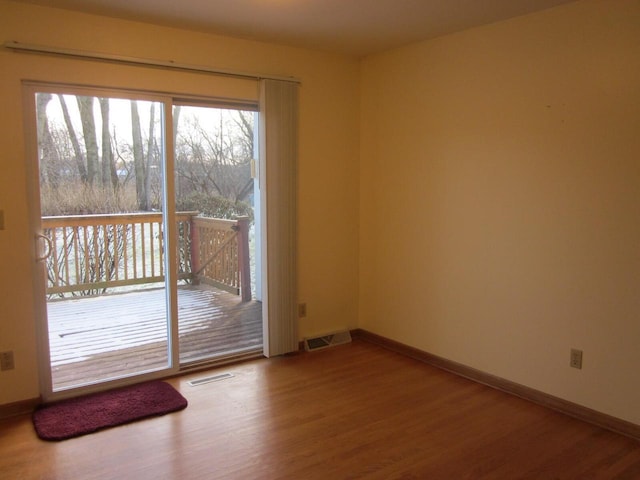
(26, 84, 264, 400)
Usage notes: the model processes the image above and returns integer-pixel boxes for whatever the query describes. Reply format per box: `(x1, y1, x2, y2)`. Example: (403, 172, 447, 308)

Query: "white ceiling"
(13, 0, 579, 57)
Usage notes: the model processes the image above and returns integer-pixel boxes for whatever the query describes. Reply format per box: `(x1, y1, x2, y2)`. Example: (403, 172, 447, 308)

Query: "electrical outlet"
(0, 351, 15, 371)
(570, 349, 583, 369)
(298, 303, 307, 318)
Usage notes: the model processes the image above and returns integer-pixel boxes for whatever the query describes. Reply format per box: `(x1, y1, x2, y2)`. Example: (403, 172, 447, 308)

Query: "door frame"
(24, 81, 268, 402)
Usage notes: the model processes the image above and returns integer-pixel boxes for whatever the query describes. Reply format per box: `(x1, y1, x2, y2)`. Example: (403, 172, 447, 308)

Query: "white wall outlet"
(570, 349, 583, 369)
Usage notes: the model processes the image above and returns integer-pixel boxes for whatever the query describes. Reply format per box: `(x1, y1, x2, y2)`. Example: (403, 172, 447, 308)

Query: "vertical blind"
(260, 79, 299, 356)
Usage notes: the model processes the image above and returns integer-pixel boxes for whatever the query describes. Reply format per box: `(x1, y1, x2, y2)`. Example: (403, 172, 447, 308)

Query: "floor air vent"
(188, 372, 234, 387)
(304, 330, 352, 352)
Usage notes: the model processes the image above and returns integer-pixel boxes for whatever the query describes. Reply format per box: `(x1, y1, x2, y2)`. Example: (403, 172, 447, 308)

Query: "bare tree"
(58, 94, 88, 183)
(36, 93, 60, 188)
(175, 110, 254, 204)
(173, 105, 181, 144)
(130, 100, 147, 210)
(98, 98, 118, 190)
(231, 111, 255, 203)
(77, 96, 99, 185)
(144, 103, 156, 211)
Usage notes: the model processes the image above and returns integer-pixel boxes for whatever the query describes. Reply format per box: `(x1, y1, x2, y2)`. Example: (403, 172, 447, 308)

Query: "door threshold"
(179, 348, 264, 373)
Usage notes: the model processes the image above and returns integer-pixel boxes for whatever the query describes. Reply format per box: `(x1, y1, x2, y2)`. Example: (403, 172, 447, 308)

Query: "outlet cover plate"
(0, 351, 15, 371)
(570, 349, 583, 369)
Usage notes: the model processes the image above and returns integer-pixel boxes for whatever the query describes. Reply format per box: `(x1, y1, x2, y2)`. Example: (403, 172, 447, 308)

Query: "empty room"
(0, 0, 639, 478)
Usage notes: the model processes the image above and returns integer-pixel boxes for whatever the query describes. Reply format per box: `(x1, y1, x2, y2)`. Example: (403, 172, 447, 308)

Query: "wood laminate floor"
(1, 340, 639, 479)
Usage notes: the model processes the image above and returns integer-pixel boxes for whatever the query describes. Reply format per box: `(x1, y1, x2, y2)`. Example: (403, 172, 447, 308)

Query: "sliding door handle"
(35, 233, 53, 261)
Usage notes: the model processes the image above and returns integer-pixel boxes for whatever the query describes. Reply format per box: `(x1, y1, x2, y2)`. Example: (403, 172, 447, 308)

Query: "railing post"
(190, 215, 201, 285)
(236, 216, 252, 302)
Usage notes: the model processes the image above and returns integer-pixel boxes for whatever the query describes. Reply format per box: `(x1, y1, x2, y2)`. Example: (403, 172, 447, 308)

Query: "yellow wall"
(360, 0, 640, 425)
(0, 0, 360, 405)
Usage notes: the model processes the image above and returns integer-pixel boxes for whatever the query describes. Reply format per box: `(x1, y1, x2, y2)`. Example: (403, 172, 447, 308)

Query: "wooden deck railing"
(190, 216, 251, 301)
(42, 212, 251, 300)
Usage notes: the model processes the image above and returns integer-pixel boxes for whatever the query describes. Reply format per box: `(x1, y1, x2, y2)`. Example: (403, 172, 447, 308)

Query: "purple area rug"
(33, 381, 188, 441)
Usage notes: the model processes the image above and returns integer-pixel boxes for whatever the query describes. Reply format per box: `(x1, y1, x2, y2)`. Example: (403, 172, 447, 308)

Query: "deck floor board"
(47, 284, 262, 390)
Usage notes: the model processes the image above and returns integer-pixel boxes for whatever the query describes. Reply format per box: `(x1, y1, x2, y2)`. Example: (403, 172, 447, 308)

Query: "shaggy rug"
(32, 381, 188, 441)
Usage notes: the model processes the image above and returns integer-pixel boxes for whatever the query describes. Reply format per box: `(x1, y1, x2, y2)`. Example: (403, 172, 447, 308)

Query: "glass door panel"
(173, 104, 262, 365)
(33, 91, 172, 392)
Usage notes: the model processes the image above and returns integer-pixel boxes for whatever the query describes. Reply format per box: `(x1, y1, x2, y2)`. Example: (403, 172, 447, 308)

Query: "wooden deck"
(47, 285, 263, 390)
